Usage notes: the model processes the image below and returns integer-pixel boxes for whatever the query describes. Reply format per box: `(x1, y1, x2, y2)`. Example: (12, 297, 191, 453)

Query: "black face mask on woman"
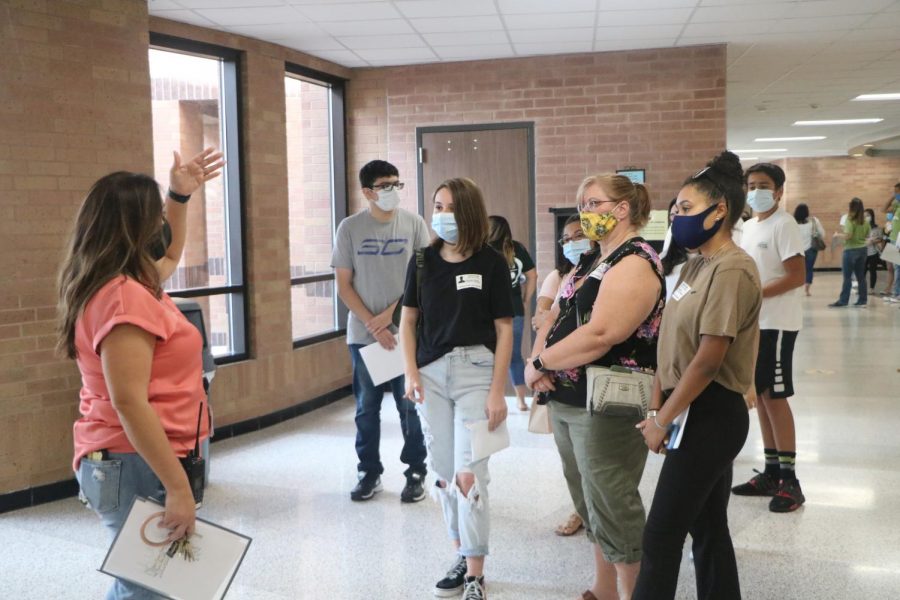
(149, 219, 172, 261)
(671, 203, 723, 250)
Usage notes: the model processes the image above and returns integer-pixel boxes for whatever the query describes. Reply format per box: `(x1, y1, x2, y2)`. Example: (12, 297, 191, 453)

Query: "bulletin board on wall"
(616, 168, 645, 184)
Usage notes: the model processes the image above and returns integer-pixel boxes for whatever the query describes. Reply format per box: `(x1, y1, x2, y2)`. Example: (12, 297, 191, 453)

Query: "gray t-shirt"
(331, 208, 431, 345)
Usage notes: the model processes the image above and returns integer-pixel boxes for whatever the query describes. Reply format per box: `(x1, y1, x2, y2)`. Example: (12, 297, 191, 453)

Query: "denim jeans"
(803, 248, 818, 285)
(77, 452, 167, 600)
(509, 315, 526, 386)
(349, 344, 427, 478)
(418, 345, 496, 557)
(839, 247, 868, 304)
(894, 264, 900, 297)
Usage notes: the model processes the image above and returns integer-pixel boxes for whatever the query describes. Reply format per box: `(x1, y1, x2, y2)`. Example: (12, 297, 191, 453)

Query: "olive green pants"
(550, 401, 648, 564)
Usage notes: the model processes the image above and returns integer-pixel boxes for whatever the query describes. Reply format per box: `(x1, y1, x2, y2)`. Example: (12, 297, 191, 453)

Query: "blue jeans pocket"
(78, 458, 122, 514)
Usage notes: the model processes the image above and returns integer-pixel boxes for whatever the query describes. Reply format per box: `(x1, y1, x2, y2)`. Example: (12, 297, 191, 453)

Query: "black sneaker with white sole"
(350, 471, 382, 502)
(400, 472, 426, 503)
(434, 555, 467, 597)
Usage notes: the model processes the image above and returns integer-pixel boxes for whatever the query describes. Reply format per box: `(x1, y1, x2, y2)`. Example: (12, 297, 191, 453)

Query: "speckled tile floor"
(2, 273, 899, 599)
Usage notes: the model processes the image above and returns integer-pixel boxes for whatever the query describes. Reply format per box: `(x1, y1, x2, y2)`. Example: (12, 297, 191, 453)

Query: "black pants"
(633, 382, 749, 600)
(866, 254, 881, 290)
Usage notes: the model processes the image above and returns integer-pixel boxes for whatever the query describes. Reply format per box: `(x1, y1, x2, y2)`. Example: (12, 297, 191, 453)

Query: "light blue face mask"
(562, 238, 591, 265)
(431, 211, 458, 243)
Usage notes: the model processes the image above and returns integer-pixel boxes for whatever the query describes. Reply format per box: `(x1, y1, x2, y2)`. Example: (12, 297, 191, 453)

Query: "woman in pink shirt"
(57, 148, 223, 600)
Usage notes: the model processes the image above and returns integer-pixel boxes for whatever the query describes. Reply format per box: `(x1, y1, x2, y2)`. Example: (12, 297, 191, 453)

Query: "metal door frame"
(416, 122, 537, 257)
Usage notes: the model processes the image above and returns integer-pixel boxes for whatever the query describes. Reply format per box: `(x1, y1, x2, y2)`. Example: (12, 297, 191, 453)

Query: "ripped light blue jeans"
(418, 345, 495, 557)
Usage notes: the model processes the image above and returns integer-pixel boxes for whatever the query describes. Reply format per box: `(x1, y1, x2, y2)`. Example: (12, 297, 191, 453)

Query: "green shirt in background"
(844, 219, 871, 250)
(890, 201, 900, 243)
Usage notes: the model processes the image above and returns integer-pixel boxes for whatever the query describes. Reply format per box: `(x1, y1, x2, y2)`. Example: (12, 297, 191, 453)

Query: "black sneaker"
(769, 479, 805, 513)
(434, 555, 467, 597)
(462, 575, 486, 600)
(350, 471, 382, 502)
(731, 470, 778, 496)
(401, 472, 426, 503)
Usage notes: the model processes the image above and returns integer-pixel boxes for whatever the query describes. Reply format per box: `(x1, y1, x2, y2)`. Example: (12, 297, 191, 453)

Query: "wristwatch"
(531, 355, 546, 372)
(647, 409, 659, 419)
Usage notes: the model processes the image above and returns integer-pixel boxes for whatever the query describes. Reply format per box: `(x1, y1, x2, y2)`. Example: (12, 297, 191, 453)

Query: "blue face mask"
(671, 203, 723, 250)
(895, 193, 900, 201)
(562, 238, 592, 265)
(431, 212, 459, 243)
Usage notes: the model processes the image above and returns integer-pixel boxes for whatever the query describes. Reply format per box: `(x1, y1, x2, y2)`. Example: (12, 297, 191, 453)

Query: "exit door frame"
(415, 122, 537, 258)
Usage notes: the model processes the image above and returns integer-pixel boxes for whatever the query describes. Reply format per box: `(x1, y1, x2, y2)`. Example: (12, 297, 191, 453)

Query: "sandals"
(555, 512, 584, 536)
(517, 398, 529, 412)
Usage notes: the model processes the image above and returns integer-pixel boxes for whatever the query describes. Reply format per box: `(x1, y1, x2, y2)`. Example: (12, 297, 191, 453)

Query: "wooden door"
(418, 126, 535, 392)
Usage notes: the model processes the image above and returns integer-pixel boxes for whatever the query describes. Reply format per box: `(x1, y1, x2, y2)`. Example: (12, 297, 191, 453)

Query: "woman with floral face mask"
(634, 151, 762, 600)
(526, 174, 663, 600)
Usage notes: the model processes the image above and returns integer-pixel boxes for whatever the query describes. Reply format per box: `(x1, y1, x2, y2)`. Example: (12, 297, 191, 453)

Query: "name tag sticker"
(672, 281, 692, 301)
(456, 274, 483, 290)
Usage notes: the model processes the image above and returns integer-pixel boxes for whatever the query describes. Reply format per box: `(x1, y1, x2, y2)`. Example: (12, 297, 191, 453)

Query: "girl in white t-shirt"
(793, 203, 825, 296)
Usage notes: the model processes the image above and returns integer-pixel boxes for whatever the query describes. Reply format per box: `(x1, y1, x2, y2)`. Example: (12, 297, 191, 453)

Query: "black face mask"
(149, 219, 172, 261)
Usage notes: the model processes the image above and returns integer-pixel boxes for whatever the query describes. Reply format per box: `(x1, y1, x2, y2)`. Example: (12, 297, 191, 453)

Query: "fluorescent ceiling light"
(732, 148, 787, 153)
(754, 136, 826, 142)
(793, 119, 883, 126)
(863, 144, 874, 147)
(852, 153, 864, 157)
(853, 93, 900, 101)
(740, 157, 759, 160)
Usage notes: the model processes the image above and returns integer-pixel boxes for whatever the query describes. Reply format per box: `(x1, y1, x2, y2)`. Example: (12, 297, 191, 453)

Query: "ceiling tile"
(409, 15, 504, 33)
(508, 28, 595, 43)
(276, 35, 348, 50)
(785, 0, 895, 18)
(594, 38, 678, 51)
(594, 8, 694, 26)
(195, 6, 307, 26)
(599, 0, 696, 9)
(499, 0, 596, 13)
(596, 25, 683, 40)
(354, 47, 439, 61)
(691, 4, 794, 23)
(338, 34, 425, 50)
(226, 22, 322, 39)
(147, 0, 183, 10)
(317, 19, 414, 36)
(175, 0, 285, 7)
(394, 0, 497, 19)
(434, 44, 516, 60)
(504, 12, 594, 30)
(294, 49, 365, 65)
(423, 31, 508, 46)
(514, 40, 594, 55)
(296, 1, 399, 21)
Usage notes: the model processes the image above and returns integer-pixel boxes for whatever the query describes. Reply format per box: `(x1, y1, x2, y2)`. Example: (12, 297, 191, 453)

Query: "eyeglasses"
(558, 231, 587, 246)
(370, 182, 405, 192)
(579, 198, 617, 211)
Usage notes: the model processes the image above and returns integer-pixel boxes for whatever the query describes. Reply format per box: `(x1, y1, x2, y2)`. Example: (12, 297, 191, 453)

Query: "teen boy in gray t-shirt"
(331, 159, 431, 502)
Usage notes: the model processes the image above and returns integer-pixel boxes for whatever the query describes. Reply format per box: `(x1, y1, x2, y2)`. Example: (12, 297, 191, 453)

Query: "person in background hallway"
(829, 197, 870, 308)
(526, 173, 663, 600)
(535, 214, 595, 538)
(401, 178, 513, 600)
(332, 159, 431, 503)
(735, 162, 807, 513)
(661, 198, 690, 301)
(793, 203, 825, 296)
(59, 148, 223, 600)
(864, 208, 884, 292)
(881, 183, 900, 297)
(488, 215, 537, 412)
(634, 150, 761, 600)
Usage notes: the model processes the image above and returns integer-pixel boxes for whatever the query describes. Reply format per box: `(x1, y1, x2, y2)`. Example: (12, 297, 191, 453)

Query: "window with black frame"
(148, 34, 247, 363)
(285, 64, 348, 346)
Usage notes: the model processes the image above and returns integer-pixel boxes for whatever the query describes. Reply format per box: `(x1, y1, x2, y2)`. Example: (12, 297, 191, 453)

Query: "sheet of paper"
(880, 243, 900, 265)
(666, 406, 690, 451)
(100, 496, 251, 600)
(467, 420, 510, 462)
(359, 335, 404, 386)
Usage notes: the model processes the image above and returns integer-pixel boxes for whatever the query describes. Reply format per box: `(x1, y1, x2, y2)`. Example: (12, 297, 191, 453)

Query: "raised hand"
(169, 147, 225, 197)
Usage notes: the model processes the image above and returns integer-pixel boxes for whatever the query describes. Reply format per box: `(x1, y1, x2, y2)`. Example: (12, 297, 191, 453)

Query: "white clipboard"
(100, 496, 251, 600)
(359, 335, 404, 386)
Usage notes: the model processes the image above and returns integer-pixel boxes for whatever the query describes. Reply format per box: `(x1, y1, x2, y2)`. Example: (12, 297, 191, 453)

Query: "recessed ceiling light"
(793, 119, 883, 126)
(754, 136, 826, 142)
(732, 148, 788, 153)
(852, 93, 900, 101)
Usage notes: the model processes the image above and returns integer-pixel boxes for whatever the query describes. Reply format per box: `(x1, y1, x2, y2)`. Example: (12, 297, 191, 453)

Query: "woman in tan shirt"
(633, 151, 762, 600)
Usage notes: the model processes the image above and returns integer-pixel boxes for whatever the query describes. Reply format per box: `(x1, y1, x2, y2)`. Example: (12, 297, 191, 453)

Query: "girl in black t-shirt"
(400, 177, 514, 600)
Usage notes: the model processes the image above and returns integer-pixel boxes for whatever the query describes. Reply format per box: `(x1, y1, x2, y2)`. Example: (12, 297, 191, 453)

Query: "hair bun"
(708, 150, 743, 182)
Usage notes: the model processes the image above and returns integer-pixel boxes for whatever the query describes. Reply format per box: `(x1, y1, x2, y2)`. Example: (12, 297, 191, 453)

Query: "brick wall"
(0, 1, 353, 496)
(759, 156, 900, 268)
(345, 46, 727, 278)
